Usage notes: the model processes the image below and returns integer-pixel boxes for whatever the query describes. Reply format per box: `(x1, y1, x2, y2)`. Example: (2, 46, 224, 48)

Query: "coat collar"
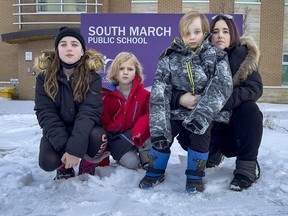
(229, 36, 260, 86)
(103, 75, 143, 97)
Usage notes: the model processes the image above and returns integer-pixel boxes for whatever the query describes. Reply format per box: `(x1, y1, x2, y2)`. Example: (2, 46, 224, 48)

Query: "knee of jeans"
(139, 150, 149, 165)
(39, 158, 59, 172)
(119, 151, 140, 170)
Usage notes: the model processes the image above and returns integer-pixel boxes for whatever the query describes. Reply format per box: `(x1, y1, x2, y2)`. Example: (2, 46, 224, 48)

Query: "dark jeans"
(164, 120, 213, 153)
(107, 130, 136, 161)
(209, 101, 263, 161)
(39, 125, 106, 171)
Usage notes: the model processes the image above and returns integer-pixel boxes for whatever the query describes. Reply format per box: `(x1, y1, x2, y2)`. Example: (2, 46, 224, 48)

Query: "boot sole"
(139, 176, 165, 189)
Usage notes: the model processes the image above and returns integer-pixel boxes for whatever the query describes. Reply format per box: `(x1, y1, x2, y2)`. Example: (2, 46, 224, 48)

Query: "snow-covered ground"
(0, 98, 288, 216)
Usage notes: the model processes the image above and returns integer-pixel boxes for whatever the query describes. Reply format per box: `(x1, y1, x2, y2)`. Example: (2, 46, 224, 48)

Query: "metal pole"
(95, 0, 98, 13)
(18, 0, 22, 29)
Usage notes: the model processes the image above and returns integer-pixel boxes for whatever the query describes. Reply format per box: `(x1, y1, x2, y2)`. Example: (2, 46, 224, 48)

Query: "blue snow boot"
(139, 147, 170, 189)
(185, 147, 208, 193)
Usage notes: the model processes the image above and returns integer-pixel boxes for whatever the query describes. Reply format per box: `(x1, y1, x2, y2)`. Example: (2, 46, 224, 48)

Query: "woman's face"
(211, 20, 231, 50)
(58, 36, 84, 64)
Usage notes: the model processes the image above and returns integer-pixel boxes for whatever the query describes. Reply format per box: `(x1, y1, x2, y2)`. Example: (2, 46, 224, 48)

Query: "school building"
(0, 0, 288, 102)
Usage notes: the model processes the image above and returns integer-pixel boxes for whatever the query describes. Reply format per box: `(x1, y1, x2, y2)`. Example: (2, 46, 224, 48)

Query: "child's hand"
(132, 133, 142, 147)
(179, 93, 200, 110)
(61, 152, 80, 169)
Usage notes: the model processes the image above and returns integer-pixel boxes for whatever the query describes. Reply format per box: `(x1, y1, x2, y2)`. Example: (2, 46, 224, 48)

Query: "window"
(283, 53, 288, 85)
(37, 0, 86, 13)
(37, 0, 59, 12)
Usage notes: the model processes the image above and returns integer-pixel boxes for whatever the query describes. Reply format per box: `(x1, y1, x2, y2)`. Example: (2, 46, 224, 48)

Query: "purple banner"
(81, 13, 243, 88)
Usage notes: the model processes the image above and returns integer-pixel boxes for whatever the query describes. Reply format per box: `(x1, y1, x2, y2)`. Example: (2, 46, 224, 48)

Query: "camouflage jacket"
(150, 34, 233, 147)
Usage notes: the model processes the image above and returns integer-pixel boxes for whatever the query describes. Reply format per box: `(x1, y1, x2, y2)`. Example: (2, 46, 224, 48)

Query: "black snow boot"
(54, 167, 75, 180)
(139, 148, 170, 189)
(186, 178, 204, 192)
(139, 174, 165, 189)
(230, 160, 260, 191)
(206, 150, 224, 168)
(185, 148, 208, 193)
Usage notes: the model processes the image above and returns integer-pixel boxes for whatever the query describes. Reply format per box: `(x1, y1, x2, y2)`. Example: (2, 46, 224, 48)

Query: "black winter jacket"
(223, 36, 262, 110)
(34, 50, 103, 158)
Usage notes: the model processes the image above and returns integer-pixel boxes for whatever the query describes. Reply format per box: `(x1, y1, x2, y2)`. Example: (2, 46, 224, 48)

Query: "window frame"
(283, 52, 288, 65)
(36, 0, 87, 14)
(282, 52, 288, 85)
(235, 0, 260, 2)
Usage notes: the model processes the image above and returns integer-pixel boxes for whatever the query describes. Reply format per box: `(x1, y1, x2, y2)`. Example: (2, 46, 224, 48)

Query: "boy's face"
(182, 17, 204, 50)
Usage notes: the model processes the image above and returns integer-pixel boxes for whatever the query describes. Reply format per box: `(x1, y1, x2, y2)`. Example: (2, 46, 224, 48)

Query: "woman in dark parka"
(174, 14, 263, 191)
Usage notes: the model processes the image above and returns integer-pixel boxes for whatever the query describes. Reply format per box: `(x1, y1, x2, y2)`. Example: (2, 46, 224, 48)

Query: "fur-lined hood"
(33, 48, 104, 72)
(232, 36, 260, 86)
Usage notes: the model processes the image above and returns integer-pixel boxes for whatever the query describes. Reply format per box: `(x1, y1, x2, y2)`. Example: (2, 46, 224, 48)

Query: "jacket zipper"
(132, 101, 138, 122)
(186, 61, 195, 94)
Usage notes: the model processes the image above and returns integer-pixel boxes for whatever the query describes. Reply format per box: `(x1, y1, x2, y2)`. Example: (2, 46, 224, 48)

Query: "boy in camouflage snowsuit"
(139, 11, 233, 192)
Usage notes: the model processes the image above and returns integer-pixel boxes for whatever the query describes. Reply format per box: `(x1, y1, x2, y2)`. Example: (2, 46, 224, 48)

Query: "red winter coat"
(101, 76, 150, 147)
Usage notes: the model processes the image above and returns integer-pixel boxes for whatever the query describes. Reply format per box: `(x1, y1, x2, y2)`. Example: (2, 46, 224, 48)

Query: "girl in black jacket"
(174, 15, 263, 191)
(34, 27, 109, 180)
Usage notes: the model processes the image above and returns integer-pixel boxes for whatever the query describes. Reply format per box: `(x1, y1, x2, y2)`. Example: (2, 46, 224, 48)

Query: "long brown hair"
(34, 49, 104, 102)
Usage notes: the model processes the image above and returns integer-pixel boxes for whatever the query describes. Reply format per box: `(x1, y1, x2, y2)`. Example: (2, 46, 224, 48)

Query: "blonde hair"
(106, 52, 144, 85)
(179, 11, 210, 38)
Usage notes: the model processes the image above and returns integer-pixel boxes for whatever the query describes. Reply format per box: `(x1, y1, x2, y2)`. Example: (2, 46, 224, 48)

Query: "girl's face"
(182, 17, 204, 50)
(211, 20, 231, 50)
(57, 36, 84, 64)
(117, 59, 136, 86)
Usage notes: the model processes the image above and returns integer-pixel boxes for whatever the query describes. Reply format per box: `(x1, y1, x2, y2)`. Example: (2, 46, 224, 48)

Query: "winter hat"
(54, 26, 86, 51)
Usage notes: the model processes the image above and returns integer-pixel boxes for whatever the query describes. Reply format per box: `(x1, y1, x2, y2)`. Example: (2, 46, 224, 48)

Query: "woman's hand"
(179, 93, 201, 110)
(61, 152, 80, 169)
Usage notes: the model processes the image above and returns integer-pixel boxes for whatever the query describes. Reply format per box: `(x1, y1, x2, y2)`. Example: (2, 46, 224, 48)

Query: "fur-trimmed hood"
(33, 48, 104, 72)
(229, 36, 260, 86)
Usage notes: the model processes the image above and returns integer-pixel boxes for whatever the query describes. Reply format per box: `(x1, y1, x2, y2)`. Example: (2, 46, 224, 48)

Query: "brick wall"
(108, 0, 131, 13)
(259, 0, 285, 86)
(158, 0, 182, 13)
(209, 0, 234, 13)
(17, 40, 53, 100)
(0, 0, 18, 84)
(100, 0, 109, 13)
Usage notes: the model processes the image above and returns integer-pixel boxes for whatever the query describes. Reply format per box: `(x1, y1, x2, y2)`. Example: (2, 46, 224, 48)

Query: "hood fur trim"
(85, 49, 104, 71)
(233, 36, 260, 86)
(33, 49, 104, 72)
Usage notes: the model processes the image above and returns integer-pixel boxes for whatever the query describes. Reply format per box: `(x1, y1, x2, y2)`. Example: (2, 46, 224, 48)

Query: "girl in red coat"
(102, 52, 151, 169)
